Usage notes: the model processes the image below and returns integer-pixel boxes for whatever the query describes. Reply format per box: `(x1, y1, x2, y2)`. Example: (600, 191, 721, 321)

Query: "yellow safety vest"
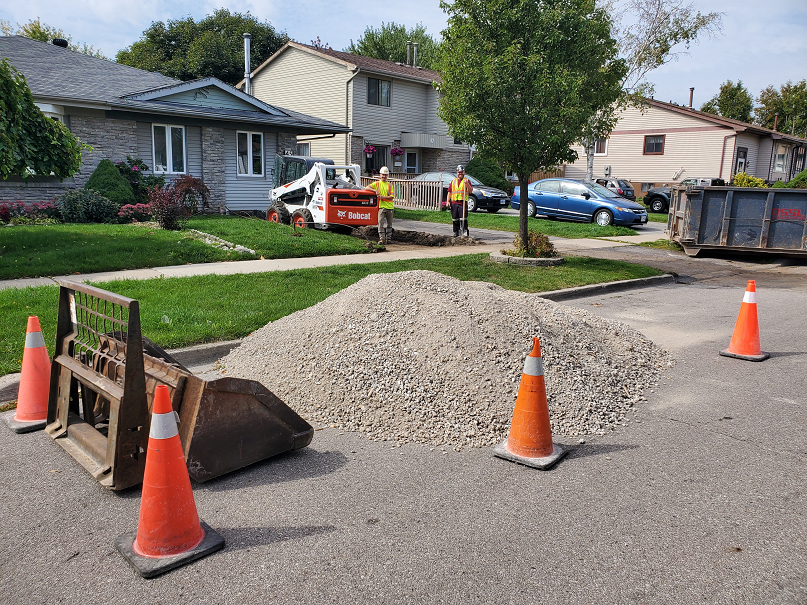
(449, 177, 470, 203)
(370, 180, 395, 209)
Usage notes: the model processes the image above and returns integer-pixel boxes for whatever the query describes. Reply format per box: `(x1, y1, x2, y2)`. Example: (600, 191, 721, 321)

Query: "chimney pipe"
(413, 42, 418, 68)
(689, 87, 694, 108)
(406, 40, 411, 66)
(52, 38, 68, 48)
(773, 112, 779, 131)
(243, 33, 252, 95)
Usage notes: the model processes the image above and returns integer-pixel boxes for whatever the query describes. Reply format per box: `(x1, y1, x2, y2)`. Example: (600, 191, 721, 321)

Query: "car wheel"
(467, 195, 478, 213)
(650, 197, 667, 213)
(594, 209, 614, 226)
(527, 200, 537, 217)
(291, 208, 314, 228)
(486, 208, 500, 213)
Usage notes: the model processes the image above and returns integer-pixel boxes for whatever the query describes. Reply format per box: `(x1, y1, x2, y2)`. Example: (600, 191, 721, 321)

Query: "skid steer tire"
(291, 208, 314, 229)
(266, 201, 291, 225)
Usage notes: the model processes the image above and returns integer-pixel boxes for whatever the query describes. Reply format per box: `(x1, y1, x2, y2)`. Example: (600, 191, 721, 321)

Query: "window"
(643, 135, 665, 155)
(366, 145, 389, 173)
(453, 137, 463, 146)
(237, 131, 263, 176)
(405, 152, 418, 174)
(773, 144, 788, 173)
(594, 138, 608, 155)
(296, 142, 310, 156)
(367, 78, 391, 106)
(735, 147, 747, 174)
(153, 125, 185, 173)
(538, 180, 560, 193)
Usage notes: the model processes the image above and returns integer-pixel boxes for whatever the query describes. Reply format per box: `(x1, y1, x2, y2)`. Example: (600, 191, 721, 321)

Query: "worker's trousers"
(450, 201, 468, 236)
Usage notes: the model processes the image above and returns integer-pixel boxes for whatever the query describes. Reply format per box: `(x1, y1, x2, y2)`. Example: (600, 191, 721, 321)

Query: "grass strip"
(639, 239, 684, 251)
(0, 254, 662, 375)
(394, 208, 638, 238)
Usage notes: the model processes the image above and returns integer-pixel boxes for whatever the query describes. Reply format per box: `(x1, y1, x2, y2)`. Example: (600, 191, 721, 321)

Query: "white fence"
(360, 177, 444, 211)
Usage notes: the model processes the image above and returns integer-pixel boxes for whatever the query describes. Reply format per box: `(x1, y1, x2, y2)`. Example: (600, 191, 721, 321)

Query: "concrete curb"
(535, 273, 677, 301)
(165, 339, 243, 367)
(489, 253, 565, 266)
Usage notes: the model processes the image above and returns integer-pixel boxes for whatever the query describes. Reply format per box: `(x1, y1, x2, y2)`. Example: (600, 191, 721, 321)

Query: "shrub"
(771, 180, 788, 188)
(57, 189, 119, 223)
(148, 186, 188, 230)
(0, 200, 60, 223)
(465, 154, 514, 195)
(731, 172, 768, 188)
(118, 203, 153, 223)
(171, 174, 211, 212)
(85, 159, 135, 206)
(501, 230, 558, 258)
(116, 156, 166, 204)
(786, 169, 807, 189)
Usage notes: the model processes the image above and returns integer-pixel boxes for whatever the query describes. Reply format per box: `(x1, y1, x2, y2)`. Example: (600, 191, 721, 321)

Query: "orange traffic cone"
(719, 280, 769, 362)
(115, 385, 224, 578)
(493, 337, 567, 469)
(2, 316, 50, 434)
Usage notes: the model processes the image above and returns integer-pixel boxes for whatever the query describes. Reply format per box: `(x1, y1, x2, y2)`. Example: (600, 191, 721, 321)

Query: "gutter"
(718, 133, 736, 179)
(345, 67, 361, 164)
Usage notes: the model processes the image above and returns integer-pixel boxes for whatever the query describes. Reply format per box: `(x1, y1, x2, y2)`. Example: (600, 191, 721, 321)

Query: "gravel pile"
(219, 271, 673, 449)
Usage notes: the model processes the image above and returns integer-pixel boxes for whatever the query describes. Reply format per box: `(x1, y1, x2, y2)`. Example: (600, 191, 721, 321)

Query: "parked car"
(510, 178, 648, 226)
(411, 171, 510, 213)
(594, 177, 636, 201)
(644, 177, 726, 213)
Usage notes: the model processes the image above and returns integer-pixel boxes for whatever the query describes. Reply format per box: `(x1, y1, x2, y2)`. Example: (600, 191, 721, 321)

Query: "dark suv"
(645, 177, 725, 213)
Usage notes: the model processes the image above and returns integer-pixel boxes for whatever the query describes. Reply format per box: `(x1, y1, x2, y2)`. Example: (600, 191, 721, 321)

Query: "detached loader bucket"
(46, 280, 313, 490)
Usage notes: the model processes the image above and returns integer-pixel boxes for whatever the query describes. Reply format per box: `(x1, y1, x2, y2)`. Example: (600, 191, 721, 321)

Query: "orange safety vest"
(449, 177, 470, 203)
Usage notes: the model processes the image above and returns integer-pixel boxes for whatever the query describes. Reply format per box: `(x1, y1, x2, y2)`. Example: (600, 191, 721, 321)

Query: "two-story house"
(565, 99, 807, 195)
(243, 42, 472, 175)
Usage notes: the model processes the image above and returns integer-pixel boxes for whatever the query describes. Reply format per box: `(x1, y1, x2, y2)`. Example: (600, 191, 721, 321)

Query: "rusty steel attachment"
(45, 280, 313, 490)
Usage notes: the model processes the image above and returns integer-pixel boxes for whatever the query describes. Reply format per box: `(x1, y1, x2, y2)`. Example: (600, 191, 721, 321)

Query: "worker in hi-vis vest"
(448, 165, 473, 237)
(367, 166, 395, 245)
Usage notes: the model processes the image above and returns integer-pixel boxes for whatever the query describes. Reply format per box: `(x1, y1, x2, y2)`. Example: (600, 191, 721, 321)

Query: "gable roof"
(645, 98, 807, 145)
(0, 36, 349, 134)
(246, 41, 441, 86)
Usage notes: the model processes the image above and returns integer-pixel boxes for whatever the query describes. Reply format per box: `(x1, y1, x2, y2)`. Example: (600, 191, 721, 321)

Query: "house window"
(594, 138, 608, 155)
(237, 131, 263, 176)
(643, 135, 665, 155)
(153, 125, 185, 173)
(735, 148, 748, 174)
(405, 152, 418, 174)
(453, 137, 463, 146)
(367, 78, 391, 107)
(773, 144, 788, 173)
(296, 142, 310, 156)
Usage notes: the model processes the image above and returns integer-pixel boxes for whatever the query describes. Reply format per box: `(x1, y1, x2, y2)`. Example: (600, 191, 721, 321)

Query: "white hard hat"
(457, 165, 465, 172)
(379, 166, 390, 175)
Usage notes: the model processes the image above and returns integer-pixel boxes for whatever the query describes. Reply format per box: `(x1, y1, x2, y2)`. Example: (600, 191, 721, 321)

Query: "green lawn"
(394, 208, 639, 238)
(0, 216, 369, 280)
(0, 254, 663, 376)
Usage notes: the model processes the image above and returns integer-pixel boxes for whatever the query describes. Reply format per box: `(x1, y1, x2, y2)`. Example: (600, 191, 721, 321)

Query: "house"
(0, 36, 349, 212)
(242, 41, 473, 175)
(565, 99, 807, 195)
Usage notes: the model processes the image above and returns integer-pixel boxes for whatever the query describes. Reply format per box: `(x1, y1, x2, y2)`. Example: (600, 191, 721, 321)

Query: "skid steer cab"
(267, 155, 378, 229)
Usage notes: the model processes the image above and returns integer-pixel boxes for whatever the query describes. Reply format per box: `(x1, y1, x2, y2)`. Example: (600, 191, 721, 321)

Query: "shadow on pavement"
(219, 525, 337, 552)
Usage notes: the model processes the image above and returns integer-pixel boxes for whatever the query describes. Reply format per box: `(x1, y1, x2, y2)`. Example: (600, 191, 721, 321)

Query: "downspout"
(344, 67, 361, 164)
(719, 132, 736, 180)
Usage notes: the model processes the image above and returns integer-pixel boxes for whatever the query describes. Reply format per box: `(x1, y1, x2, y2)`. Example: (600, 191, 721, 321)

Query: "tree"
(755, 80, 807, 136)
(116, 9, 288, 86)
(345, 22, 439, 70)
(580, 0, 722, 180)
(0, 58, 84, 180)
(1, 17, 106, 58)
(700, 80, 753, 122)
(437, 0, 626, 245)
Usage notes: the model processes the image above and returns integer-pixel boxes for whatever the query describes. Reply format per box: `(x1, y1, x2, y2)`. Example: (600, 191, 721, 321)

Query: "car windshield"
(466, 175, 483, 186)
(586, 182, 619, 197)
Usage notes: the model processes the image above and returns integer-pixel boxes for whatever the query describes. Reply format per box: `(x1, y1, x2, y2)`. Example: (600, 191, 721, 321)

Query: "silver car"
(594, 177, 635, 201)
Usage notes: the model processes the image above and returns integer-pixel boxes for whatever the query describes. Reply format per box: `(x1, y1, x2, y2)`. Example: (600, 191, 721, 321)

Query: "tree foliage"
(700, 80, 753, 123)
(116, 9, 288, 86)
(437, 0, 626, 244)
(345, 22, 440, 70)
(1, 17, 106, 58)
(0, 58, 84, 180)
(465, 154, 512, 194)
(755, 80, 807, 136)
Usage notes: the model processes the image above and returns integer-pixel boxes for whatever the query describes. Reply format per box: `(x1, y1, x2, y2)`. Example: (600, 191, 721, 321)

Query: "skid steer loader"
(266, 158, 378, 229)
(45, 280, 313, 490)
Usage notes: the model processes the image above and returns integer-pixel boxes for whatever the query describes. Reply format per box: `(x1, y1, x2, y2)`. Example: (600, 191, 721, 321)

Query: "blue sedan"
(510, 178, 648, 226)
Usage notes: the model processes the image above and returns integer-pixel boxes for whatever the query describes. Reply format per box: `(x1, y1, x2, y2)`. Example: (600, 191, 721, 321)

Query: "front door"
(735, 147, 748, 175)
(405, 152, 418, 174)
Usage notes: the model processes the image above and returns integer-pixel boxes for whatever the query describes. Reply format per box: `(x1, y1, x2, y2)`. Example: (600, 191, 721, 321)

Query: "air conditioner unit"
(604, 165, 611, 176)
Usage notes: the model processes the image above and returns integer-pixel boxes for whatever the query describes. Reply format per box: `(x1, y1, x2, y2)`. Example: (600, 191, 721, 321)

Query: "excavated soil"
(352, 226, 479, 247)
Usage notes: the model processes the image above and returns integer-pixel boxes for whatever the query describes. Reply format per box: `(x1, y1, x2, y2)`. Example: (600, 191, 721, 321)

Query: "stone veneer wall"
(0, 179, 73, 204)
(421, 148, 472, 173)
(277, 133, 298, 156)
(202, 127, 226, 211)
(350, 136, 365, 166)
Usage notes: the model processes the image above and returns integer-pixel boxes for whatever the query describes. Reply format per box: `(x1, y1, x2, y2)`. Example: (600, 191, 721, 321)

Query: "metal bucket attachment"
(46, 280, 313, 490)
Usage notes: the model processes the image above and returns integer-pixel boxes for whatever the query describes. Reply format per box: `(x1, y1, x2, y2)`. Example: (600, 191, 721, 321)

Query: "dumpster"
(668, 185, 807, 257)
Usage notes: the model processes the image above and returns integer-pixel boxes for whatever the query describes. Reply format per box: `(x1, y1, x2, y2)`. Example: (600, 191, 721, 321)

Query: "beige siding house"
(566, 99, 807, 195)
(244, 42, 472, 174)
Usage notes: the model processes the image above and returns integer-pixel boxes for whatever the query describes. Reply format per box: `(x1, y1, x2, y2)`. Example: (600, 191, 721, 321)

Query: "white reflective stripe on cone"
(743, 291, 757, 304)
(522, 356, 544, 377)
(25, 331, 46, 349)
(150, 411, 179, 440)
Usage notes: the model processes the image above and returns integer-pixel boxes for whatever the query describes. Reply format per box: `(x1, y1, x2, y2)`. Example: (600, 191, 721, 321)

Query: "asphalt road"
(1, 256, 805, 603)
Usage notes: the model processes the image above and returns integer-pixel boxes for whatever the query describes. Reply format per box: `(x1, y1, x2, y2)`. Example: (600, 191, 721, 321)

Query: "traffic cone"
(114, 385, 224, 578)
(2, 316, 50, 434)
(719, 280, 769, 362)
(493, 337, 568, 469)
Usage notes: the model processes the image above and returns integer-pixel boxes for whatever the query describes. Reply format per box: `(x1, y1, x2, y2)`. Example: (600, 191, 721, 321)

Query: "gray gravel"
(220, 270, 673, 447)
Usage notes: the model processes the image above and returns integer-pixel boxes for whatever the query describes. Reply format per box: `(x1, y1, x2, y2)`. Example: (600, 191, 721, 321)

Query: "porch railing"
(360, 177, 444, 211)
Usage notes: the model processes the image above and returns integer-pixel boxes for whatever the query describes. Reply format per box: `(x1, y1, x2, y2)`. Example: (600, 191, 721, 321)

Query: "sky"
(2, 0, 806, 113)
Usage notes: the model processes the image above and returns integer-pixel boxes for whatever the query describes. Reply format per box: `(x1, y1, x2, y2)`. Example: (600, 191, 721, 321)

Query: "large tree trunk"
(518, 174, 529, 246)
(585, 142, 596, 181)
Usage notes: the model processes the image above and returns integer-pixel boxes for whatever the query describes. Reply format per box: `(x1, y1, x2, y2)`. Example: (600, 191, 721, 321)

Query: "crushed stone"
(219, 270, 673, 448)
